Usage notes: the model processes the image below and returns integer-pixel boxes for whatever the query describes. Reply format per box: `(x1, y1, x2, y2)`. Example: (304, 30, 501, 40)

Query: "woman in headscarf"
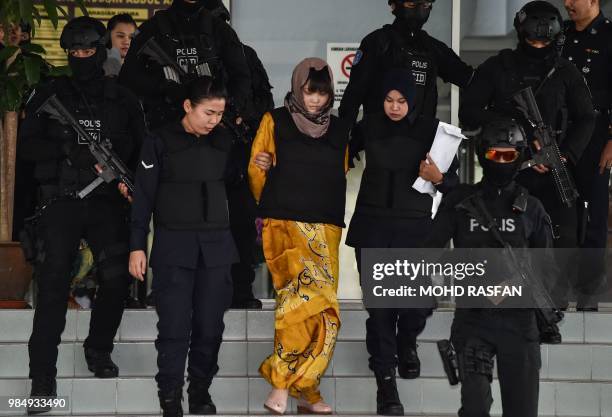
(248, 57, 351, 415)
(345, 68, 459, 416)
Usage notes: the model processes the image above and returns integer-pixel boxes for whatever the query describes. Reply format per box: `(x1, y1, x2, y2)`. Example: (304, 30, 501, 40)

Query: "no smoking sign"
(341, 53, 356, 78)
(327, 43, 360, 108)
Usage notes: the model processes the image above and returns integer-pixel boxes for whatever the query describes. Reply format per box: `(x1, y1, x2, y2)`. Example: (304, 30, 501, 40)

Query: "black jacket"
(423, 181, 556, 309)
(18, 76, 145, 202)
(339, 19, 473, 124)
(425, 181, 553, 249)
(119, 5, 253, 127)
(345, 112, 459, 248)
(129, 121, 238, 268)
(563, 13, 612, 145)
(460, 47, 596, 166)
(563, 13, 612, 120)
(349, 112, 459, 218)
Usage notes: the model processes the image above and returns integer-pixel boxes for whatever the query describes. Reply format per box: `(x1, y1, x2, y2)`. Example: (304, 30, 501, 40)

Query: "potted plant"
(0, 0, 85, 307)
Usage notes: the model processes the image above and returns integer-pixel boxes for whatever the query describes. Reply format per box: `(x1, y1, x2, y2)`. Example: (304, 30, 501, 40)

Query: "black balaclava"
(479, 156, 523, 188)
(173, 0, 205, 15)
(61, 17, 107, 82)
(520, 42, 556, 60)
(477, 119, 526, 187)
(68, 48, 107, 82)
(391, 0, 433, 31)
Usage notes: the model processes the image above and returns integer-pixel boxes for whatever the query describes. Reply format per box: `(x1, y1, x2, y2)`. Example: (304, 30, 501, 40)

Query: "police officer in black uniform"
(460, 1, 596, 311)
(346, 68, 459, 415)
(120, 0, 264, 309)
(18, 17, 145, 413)
(563, 0, 612, 309)
(338, 0, 474, 124)
(425, 119, 553, 417)
(119, 0, 253, 129)
(128, 76, 238, 417)
(338, 0, 472, 380)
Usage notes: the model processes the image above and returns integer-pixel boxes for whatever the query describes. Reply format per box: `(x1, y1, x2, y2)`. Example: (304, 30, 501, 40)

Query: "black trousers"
(227, 181, 257, 302)
(29, 197, 131, 378)
(354, 216, 433, 372)
(524, 181, 579, 305)
(153, 261, 233, 391)
(451, 309, 541, 417)
(574, 117, 610, 296)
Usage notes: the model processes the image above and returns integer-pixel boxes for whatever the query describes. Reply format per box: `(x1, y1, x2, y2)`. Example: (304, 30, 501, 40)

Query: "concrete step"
(2, 308, 612, 416)
(2, 308, 611, 345)
(1, 340, 611, 382)
(2, 377, 612, 416)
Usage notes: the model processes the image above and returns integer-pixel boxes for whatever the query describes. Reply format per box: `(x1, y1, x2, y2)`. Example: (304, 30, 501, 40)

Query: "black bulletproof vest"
(258, 107, 349, 227)
(367, 26, 438, 120)
(143, 9, 224, 129)
(493, 50, 568, 138)
(39, 77, 137, 199)
(154, 127, 229, 230)
(452, 184, 534, 308)
(493, 49, 573, 198)
(356, 116, 439, 218)
(453, 185, 529, 249)
(154, 9, 223, 80)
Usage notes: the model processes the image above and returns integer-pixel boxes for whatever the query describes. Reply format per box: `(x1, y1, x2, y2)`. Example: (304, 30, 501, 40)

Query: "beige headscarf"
(284, 57, 334, 138)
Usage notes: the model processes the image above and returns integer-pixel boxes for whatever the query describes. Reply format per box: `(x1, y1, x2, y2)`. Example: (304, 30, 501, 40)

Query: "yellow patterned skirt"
(258, 219, 342, 404)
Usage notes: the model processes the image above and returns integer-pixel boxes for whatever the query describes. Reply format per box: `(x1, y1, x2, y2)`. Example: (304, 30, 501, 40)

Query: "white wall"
(232, 0, 453, 106)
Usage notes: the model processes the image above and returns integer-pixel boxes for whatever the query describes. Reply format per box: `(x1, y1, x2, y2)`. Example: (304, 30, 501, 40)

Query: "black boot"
(27, 376, 56, 415)
(374, 369, 404, 416)
(539, 323, 562, 344)
(231, 297, 263, 309)
(398, 344, 421, 379)
(188, 377, 216, 415)
(84, 347, 119, 378)
(577, 294, 599, 312)
(159, 388, 184, 417)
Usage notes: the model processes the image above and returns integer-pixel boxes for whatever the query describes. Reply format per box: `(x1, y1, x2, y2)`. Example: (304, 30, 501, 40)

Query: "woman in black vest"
(248, 58, 350, 415)
(128, 77, 238, 417)
(345, 68, 459, 416)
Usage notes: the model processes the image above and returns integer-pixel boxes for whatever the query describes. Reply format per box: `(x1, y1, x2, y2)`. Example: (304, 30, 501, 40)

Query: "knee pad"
(458, 344, 494, 383)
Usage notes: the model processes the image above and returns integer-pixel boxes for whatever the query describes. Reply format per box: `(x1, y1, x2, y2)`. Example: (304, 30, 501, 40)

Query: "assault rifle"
(37, 94, 135, 199)
(458, 193, 564, 326)
(438, 192, 564, 385)
(138, 37, 251, 144)
(513, 86, 579, 208)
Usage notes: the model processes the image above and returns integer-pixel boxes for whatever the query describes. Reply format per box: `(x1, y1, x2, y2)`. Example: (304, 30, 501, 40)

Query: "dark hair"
(185, 76, 228, 105)
(106, 14, 136, 48)
(304, 66, 333, 97)
(19, 21, 32, 34)
(107, 13, 137, 32)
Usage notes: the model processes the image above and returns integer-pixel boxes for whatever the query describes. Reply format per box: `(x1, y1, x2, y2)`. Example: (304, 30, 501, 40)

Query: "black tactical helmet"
(478, 119, 527, 153)
(477, 119, 527, 186)
(513, 1, 562, 42)
(60, 16, 107, 50)
(204, 0, 230, 21)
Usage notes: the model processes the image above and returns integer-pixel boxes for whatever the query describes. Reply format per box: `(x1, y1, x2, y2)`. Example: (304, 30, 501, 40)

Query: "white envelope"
(413, 121, 467, 197)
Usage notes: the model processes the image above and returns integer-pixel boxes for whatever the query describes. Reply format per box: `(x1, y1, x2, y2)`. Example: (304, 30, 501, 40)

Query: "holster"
(437, 339, 460, 386)
(19, 219, 39, 265)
